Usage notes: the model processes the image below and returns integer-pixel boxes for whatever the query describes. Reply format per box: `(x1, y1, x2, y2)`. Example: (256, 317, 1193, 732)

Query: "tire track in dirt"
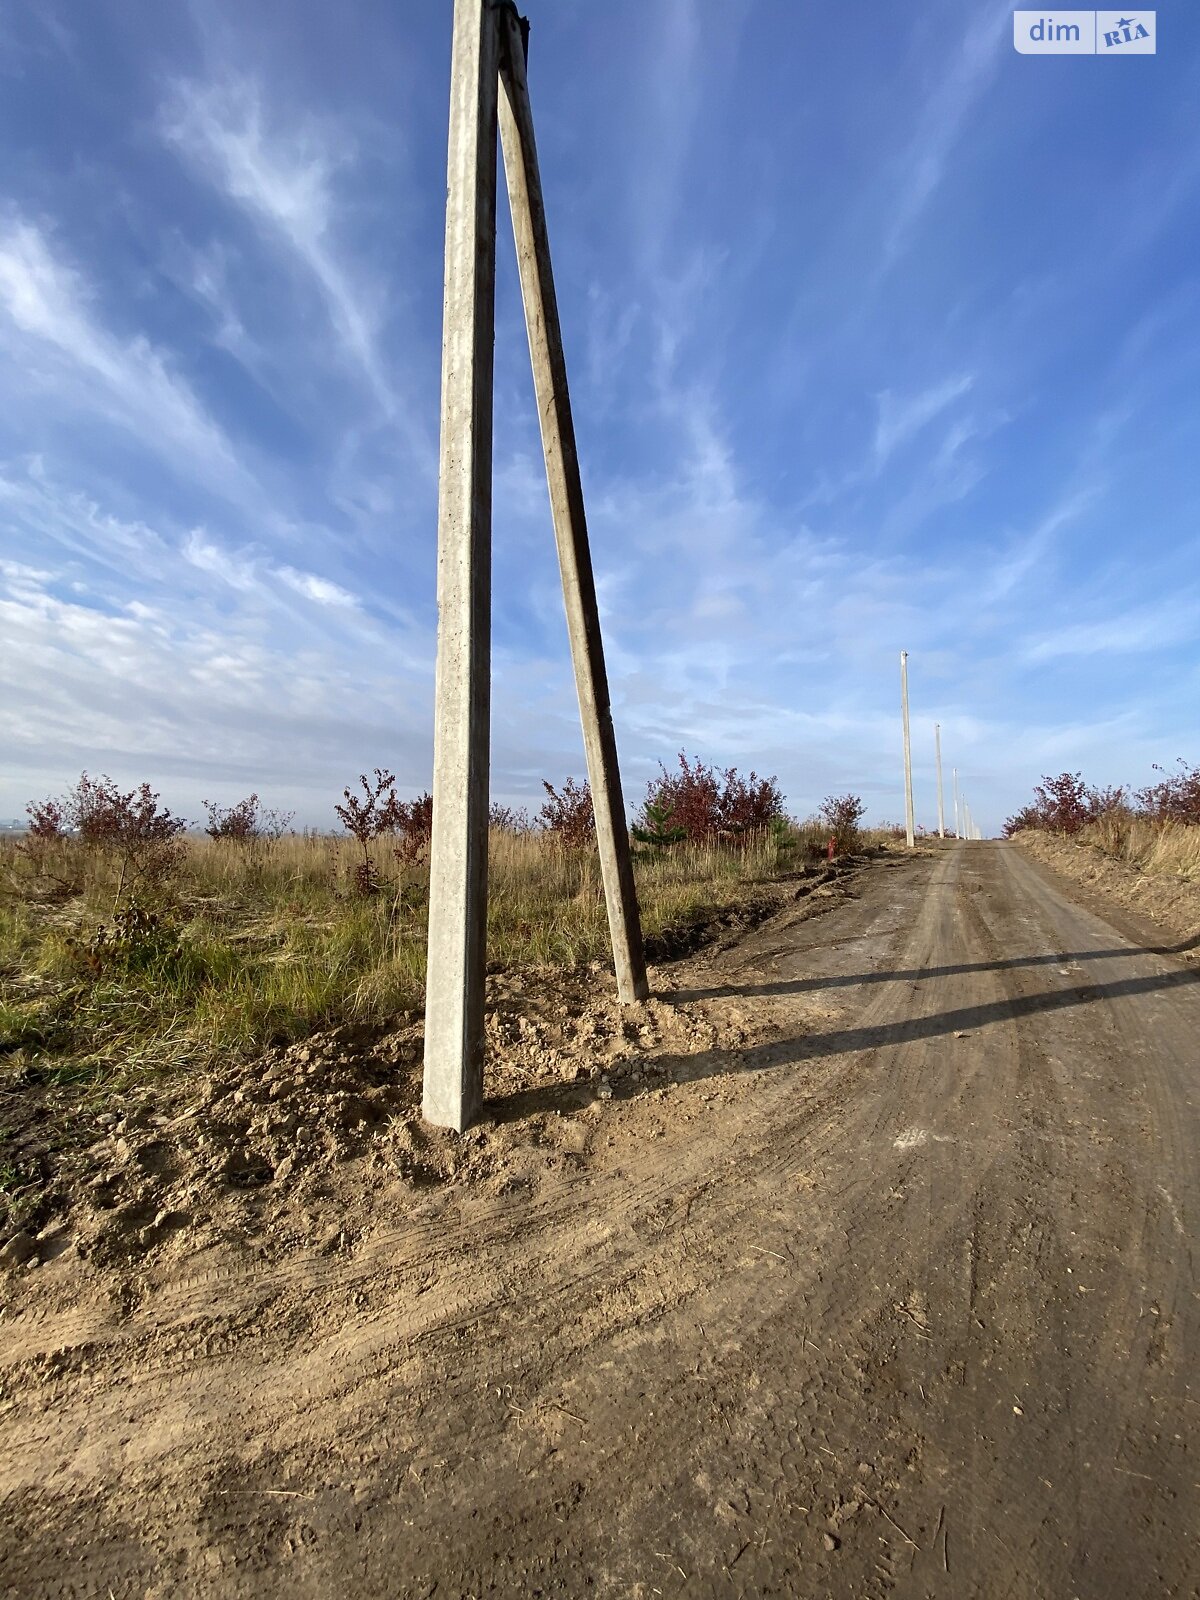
(985, 847, 1199, 1595)
(3, 845, 1199, 1598)
(0, 864, 921, 1509)
(1, 857, 945, 1596)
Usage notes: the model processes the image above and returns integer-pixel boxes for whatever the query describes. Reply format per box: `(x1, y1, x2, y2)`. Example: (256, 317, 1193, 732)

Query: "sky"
(1, 2, 1197, 837)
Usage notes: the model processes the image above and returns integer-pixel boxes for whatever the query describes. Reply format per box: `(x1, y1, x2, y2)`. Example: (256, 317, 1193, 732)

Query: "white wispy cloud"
(183, 529, 361, 611)
(874, 373, 975, 465)
(162, 77, 394, 415)
(277, 566, 358, 608)
(628, 0, 703, 276)
(984, 480, 1104, 601)
(1022, 602, 1200, 662)
(0, 554, 431, 820)
(0, 218, 250, 491)
(0, 462, 169, 581)
(1, 459, 368, 637)
(587, 394, 930, 758)
(882, 2, 1010, 265)
(182, 528, 258, 591)
(171, 237, 271, 385)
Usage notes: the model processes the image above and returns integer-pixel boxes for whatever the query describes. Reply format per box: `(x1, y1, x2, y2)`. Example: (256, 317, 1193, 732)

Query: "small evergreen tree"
(632, 800, 685, 850)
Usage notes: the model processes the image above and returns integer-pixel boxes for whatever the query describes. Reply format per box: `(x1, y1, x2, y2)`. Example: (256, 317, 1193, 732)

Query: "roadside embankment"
(1013, 826, 1200, 958)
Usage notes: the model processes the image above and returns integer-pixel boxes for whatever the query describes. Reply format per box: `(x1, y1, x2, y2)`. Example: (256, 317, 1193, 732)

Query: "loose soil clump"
(1, 862, 862, 1299)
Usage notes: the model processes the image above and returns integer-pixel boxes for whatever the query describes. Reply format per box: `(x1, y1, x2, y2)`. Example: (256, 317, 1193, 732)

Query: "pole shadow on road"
(672, 934, 1200, 1004)
(486, 954, 1200, 1123)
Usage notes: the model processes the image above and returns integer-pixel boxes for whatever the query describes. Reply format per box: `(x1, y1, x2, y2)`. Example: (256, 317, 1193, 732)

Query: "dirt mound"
(0, 863, 867, 1303)
(0, 962, 777, 1289)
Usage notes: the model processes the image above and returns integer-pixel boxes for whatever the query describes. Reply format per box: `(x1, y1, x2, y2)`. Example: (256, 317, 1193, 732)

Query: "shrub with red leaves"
(1002, 773, 1132, 837)
(537, 778, 595, 848)
(26, 772, 187, 902)
(818, 794, 866, 853)
(489, 803, 533, 834)
(203, 794, 260, 842)
(69, 773, 186, 853)
(203, 794, 294, 856)
(17, 797, 75, 890)
(1001, 804, 1042, 838)
(1002, 772, 1091, 837)
(392, 792, 434, 865)
(25, 798, 66, 839)
(336, 770, 397, 846)
(335, 769, 401, 888)
(1136, 760, 1200, 826)
(638, 752, 785, 843)
(1087, 784, 1129, 820)
(336, 773, 435, 883)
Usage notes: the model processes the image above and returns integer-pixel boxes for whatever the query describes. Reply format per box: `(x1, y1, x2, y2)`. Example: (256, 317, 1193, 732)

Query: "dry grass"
(1082, 814, 1200, 881)
(0, 825, 813, 1094)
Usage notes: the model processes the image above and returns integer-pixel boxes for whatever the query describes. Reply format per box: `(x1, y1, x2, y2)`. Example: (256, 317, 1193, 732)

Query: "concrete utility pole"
(424, 1, 648, 1132)
(423, 0, 501, 1133)
(953, 766, 961, 840)
(900, 650, 915, 849)
(496, 5, 648, 1006)
(935, 722, 945, 839)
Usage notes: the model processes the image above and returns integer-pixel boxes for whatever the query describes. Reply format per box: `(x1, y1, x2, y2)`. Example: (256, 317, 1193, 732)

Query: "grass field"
(0, 824, 851, 1096)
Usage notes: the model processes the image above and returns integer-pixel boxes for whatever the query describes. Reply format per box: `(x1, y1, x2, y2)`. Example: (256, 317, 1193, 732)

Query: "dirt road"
(2, 842, 1197, 1598)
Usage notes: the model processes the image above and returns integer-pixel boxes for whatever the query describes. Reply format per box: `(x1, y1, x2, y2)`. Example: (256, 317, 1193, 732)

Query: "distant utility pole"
(935, 723, 945, 839)
(953, 766, 961, 840)
(424, 0, 647, 1133)
(900, 650, 915, 849)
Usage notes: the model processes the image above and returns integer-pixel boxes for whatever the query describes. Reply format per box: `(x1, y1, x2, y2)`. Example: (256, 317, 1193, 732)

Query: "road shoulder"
(1013, 830, 1200, 963)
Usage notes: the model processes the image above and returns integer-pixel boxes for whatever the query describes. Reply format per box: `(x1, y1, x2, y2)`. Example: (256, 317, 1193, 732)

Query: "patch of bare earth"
(5, 840, 1195, 1596)
(1013, 828, 1200, 958)
(0, 861, 865, 1313)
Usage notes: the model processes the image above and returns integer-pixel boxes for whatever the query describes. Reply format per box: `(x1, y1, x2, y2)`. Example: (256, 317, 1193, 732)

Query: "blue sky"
(1, 2, 1197, 836)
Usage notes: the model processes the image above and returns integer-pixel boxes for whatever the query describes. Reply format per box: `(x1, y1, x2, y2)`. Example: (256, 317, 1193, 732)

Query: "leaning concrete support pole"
(900, 651, 915, 849)
(935, 722, 946, 839)
(497, 9, 649, 1003)
(953, 766, 961, 839)
(423, 0, 501, 1132)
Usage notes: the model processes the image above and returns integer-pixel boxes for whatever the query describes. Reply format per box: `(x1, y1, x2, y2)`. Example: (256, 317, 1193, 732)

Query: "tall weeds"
(1082, 814, 1200, 881)
(0, 826, 800, 1090)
